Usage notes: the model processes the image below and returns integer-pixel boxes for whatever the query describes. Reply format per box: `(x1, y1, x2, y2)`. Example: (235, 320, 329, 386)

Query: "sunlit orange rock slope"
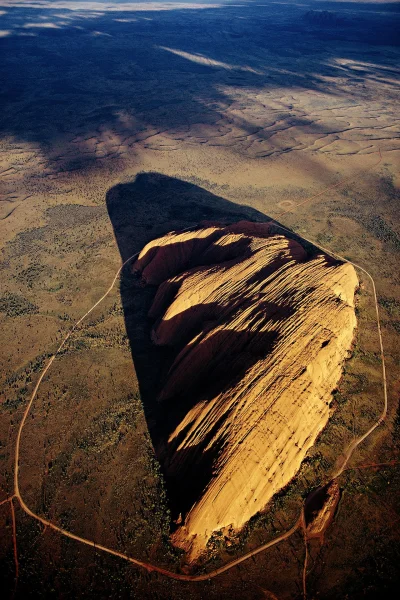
(133, 221, 358, 560)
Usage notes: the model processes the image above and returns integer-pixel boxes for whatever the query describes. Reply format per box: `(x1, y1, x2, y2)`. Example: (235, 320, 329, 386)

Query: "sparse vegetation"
(379, 296, 400, 318)
(0, 292, 38, 317)
(0, 0, 399, 598)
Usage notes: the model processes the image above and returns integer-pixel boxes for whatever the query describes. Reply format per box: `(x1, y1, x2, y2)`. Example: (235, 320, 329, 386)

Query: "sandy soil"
(0, 1, 399, 598)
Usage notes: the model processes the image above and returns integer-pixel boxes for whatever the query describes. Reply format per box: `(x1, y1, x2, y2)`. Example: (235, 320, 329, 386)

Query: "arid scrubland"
(0, 1, 399, 598)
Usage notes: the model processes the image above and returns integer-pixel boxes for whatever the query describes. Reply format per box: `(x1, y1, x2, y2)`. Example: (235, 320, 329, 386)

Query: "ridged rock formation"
(306, 481, 341, 540)
(133, 221, 358, 560)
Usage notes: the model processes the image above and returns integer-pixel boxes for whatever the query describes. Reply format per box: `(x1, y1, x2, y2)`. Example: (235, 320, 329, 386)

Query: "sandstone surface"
(133, 221, 358, 560)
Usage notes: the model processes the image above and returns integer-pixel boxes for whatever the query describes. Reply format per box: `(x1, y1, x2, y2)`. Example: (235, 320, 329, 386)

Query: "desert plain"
(0, 1, 399, 598)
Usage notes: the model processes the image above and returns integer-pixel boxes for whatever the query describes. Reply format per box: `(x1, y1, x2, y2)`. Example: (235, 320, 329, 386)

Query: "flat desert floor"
(0, 1, 399, 598)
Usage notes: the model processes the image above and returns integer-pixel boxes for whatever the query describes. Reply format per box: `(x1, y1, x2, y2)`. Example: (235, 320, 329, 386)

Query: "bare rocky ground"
(0, 1, 399, 598)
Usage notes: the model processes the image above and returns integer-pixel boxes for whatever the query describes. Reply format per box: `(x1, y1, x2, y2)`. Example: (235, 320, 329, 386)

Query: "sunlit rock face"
(133, 221, 358, 560)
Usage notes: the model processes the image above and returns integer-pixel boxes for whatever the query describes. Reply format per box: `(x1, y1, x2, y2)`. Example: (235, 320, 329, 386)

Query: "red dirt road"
(4, 148, 389, 598)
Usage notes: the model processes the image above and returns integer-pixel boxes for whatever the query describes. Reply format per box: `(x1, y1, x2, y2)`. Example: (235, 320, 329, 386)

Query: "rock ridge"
(133, 221, 358, 560)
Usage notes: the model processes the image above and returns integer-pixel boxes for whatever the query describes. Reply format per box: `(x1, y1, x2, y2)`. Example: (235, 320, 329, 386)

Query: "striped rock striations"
(133, 221, 358, 560)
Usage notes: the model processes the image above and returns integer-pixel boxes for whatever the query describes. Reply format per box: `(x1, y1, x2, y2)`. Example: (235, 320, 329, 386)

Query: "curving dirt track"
(9, 245, 302, 583)
(270, 220, 388, 480)
(275, 148, 383, 220)
(5, 148, 389, 595)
